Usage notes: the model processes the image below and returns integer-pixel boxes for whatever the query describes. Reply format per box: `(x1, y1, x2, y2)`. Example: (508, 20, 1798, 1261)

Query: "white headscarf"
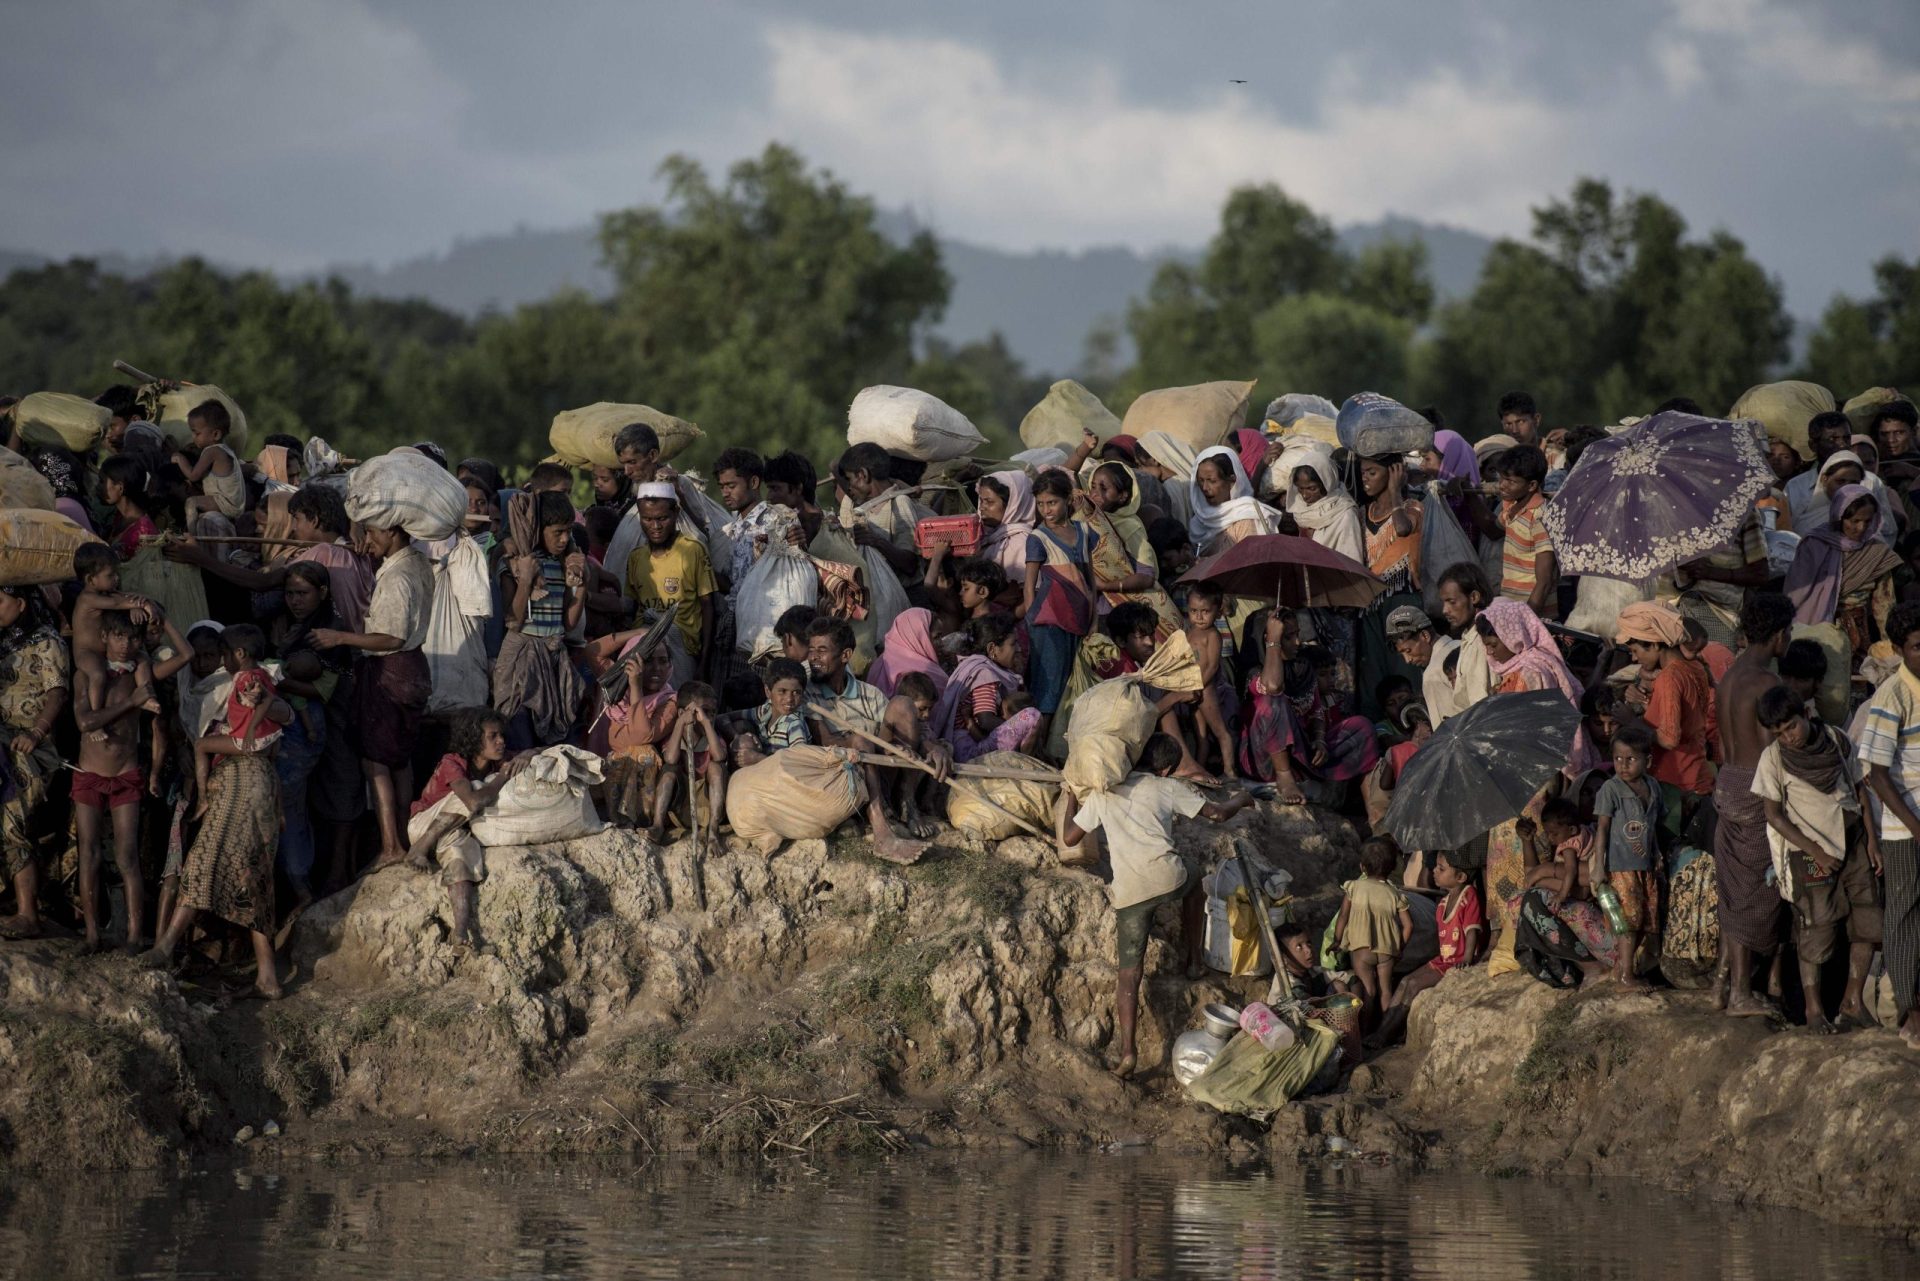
(1188, 446, 1280, 553)
(1277, 443, 1366, 563)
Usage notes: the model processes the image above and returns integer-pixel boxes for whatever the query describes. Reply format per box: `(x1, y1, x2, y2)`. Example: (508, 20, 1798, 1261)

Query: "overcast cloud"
(1, 0, 1915, 314)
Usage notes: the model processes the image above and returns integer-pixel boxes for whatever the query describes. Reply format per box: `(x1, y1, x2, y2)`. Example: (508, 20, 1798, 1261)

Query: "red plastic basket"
(915, 515, 982, 559)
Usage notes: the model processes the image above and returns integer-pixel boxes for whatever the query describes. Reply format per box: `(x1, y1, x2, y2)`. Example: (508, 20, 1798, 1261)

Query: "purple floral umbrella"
(1542, 411, 1773, 582)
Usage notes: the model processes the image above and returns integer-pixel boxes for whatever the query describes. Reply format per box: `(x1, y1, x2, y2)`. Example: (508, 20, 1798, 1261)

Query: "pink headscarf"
(867, 607, 948, 700)
(1432, 430, 1480, 485)
(977, 470, 1036, 580)
(1480, 598, 1602, 773)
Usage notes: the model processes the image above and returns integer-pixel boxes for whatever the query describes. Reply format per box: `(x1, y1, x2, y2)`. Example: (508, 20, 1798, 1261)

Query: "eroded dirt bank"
(2, 803, 1918, 1236)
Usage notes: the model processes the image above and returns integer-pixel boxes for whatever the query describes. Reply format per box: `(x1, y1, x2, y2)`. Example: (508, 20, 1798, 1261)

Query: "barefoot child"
(191, 625, 289, 816)
(751, 657, 812, 752)
(1336, 838, 1414, 1019)
(888, 671, 950, 833)
(1593, 724, 1664, 986)
(70, 543, 160, 686)
(172, 399, 247, 521)
(1061, 733, 1254, 1078)
(405, 708, 532, 953)
(1183, 582, 1240, 780)
(653, 682, 728, 847)
(1110, 602, 1214, 785)
(1368, 850, 1482, 1047)
(71, 611, 163, 951)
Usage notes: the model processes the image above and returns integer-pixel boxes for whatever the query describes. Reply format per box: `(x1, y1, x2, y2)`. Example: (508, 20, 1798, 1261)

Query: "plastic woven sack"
(1120, 380, 1254, 455)
(1336, 392, 1433, 458)
(1728, 381, 1835, 460)
(0, 447, 56, 510)
(139, 383, 248, 454)
(1019, 379, 1123, 452)
(946, 751, 1056, 839)
(1063, 631, 1202, 793)
(13, 393, 108, 454)
(847, 386, 986, 462)
(0, 510, 96, 586)
(1844, 387, 1908, 437)
(468, 746, 607, 847)
(549, 402, 703, 467)
(735, 542, 818, 662)
(345, 449, 470, 541)
(727, 746, 867, 853)
(1261, 393, 1339, 431)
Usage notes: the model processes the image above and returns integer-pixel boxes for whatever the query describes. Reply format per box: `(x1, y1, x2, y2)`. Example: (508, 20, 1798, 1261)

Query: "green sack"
(1186, 1024, 1339, 1116)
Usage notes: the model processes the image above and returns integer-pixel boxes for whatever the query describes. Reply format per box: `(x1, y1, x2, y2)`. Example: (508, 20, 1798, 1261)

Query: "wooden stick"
(811, 702, 1054, 843)
(682, 743, 707, 911)
(138, 534, 326, 548)
(850, 753, 1062, 784)
(113, 359, 161, 384)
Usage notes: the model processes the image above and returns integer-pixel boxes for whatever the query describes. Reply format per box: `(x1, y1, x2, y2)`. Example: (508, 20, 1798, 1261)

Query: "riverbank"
(2, 803, 1918, 1237)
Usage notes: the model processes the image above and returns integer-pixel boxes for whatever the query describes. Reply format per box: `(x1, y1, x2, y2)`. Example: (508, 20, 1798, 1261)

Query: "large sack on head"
(13, 393, 109, 454)
(346, 449, 470, 541)
(1729, 381, 1835, 460)
(1791, 622, 1852, 729)
(946, 752, 1057, 840)
(727, 746, 868, 854)
(550, 402, 703, 467)
(1063, 631, 1203, 794)
(1120, 380, 1255, 455)
(139, 382, 248, 454)
(1019, 380, 1123, 452)
(1844, 387, 1908, 437)
(1336, 392, 1433, 458)
(848, 386, 986, 463)
(469, 746, 607, 847)
(0, 447, 56, 510)
(0, 510, 96, 586)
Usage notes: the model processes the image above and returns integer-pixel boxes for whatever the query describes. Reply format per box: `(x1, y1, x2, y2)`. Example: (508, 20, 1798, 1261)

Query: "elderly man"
(1386, 604, 1487, 728)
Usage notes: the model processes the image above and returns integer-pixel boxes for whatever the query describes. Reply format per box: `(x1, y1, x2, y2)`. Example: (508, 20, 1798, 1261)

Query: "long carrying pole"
(810, 702, 1055, 844)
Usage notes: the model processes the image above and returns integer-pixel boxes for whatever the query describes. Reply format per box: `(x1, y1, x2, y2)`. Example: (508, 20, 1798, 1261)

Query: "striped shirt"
(806, 671, 890, 737)
(1858, 672, 1920, 840)
(1500, 493, 1551, 603)
(755, 703, 812, 750)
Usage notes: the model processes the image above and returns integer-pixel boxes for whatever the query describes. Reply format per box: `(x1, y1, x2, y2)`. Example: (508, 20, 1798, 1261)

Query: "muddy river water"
(3, 1153, 1910, 1279)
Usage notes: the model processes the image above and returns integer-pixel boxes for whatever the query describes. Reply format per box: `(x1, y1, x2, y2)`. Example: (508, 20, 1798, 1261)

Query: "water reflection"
(0, 1153, 1907, 1279)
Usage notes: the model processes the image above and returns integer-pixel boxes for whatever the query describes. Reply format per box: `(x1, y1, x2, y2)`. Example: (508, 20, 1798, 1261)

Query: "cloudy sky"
(4, 0, 1915, 314)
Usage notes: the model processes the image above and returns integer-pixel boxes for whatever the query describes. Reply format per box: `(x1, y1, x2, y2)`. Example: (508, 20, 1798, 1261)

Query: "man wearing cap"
(1387, 604, 1486, 729)
(625, 482, 715, 679)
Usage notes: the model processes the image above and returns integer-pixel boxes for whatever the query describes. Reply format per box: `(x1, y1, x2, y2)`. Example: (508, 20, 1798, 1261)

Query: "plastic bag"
(727, 746, 867, 854)
(345, 449, 470, 541)
(0, 509, 96, 587)
(1120, 380, 1254, 455)
(1018, 379, 1122, 452)
(549, 402, 703, 466)
(848, 385, 986, 462)
(735, 544, 818, 662)
(1419, 489, 1479, 616)
(862, 547, 910, 644)
(468, 746, 607, 847)
(672, 475, 737, 575)
(1336, 392, 1433, 458)
(1261, 393, 1338, 431)
(0, 446, 56, 510)
(423, 533, 494, 713)
(13, 393, 108, 454)
(1171, 1029, 1229, 1087)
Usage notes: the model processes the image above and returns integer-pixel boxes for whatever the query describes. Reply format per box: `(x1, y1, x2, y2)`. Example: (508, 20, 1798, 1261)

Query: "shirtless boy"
(1182, 583, 1240, 780)
(70, 543, 160, 688)
(72, 611, 163, 952)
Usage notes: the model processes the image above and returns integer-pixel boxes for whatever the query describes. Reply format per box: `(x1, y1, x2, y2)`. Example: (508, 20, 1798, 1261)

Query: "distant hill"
(0, 213, 1498, 376)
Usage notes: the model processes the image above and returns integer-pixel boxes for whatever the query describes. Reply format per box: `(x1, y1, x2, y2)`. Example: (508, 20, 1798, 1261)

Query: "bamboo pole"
(850, 753, 1061, 784)
(810, 702, 1053, 843)
(138, 534, 326, 548)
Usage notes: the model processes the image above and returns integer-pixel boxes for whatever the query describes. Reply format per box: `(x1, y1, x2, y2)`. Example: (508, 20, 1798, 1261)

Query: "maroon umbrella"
(1179, 533, 1387, 609)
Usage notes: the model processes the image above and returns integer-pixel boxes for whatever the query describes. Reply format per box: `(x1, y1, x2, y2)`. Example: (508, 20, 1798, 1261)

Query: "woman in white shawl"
(1135, 431, 1199, 535)
(1188, 446, 1280, 558)
(1274, 444, 1366, 564)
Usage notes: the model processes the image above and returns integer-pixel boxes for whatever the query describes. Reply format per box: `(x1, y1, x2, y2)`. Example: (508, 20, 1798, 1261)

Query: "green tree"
(907, 331, 1048, 454)
(1802, 255, 1920, 396)
(598, 144, 950, 468)
(1249, 293, 1411, 404)
(1344, 240, 1434, 325)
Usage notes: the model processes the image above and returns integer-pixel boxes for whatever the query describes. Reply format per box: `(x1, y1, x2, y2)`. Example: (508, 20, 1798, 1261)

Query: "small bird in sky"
(1229, 78, 1247, 83)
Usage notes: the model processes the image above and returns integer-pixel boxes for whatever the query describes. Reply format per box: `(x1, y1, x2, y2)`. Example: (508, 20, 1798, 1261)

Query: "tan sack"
(727, 746, 868, 854)
(139, 382, 248, 454)
(1729, 381, 1835, 460)
(847, 386, 985, 463)
(0, 447, 57, 510)
(0, 510, 97, 587)
(1120, 380, 1256, 455)
(550, 402, 703, 468)
(1063, 631, 1203, 794)
(946, 752, 1057, 840)
(1019, 380, 1123, 452)
(1844, 387, 1907, 437)
(13, 393, 108, 454)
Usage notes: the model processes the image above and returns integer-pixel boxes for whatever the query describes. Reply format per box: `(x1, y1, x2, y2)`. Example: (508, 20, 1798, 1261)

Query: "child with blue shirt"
(1592, 723, 1663, 986)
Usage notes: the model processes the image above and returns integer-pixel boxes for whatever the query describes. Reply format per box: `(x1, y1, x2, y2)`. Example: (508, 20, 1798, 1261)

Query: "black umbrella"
(1381, 689, 1578, 852)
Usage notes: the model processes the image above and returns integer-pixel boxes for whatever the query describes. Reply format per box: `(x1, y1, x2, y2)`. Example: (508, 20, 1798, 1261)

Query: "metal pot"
(1200, 1002, 1242, 1039)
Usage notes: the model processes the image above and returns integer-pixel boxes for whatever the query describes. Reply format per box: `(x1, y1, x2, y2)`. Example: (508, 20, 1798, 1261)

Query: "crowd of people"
(2, 381, 1918, 1076)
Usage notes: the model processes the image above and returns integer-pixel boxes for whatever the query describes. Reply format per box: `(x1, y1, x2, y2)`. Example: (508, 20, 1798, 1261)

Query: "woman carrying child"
(1079, 461, 1181, 641)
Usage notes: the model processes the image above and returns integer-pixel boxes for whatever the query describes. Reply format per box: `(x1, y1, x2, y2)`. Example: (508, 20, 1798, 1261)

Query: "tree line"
(1, 144, 1913, 473)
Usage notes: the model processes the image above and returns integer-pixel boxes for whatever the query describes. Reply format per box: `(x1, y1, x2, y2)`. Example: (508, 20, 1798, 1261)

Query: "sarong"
(1885, 839, 1920, 1022)
(355, 648, 431, 769)
(179, 753, 278, 935)
(1664, 849, 1720, 969)
(1712, 765, 1782, 954)
(493, 630, 588, 747)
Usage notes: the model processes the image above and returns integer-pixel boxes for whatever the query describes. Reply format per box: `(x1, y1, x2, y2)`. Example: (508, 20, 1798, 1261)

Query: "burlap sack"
(1062, 631, 1203, 794)
(946, 751, 1056, 840)
(346, 449, 470, 540)
(1728, 381, 1835, 460)
(1019, 380, 1123, 452)
(1119, 380, 1255, 455)
(13, 393, 108, 454)
(0, 509, 96, 587)
(549, 402, 703, 467)
(0, 447, 56, 510)
(727, 746, 868, 854)
(140, 382, 248, 454)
